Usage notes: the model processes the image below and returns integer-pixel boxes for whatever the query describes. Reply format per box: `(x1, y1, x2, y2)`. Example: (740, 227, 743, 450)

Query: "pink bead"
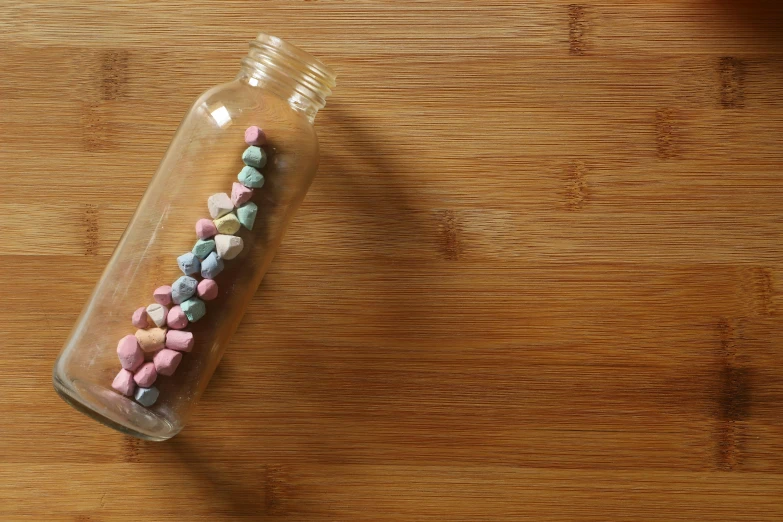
(244, 125, 266, 146)
(231, 182, 254, 207)
(117, 334, 144, 371)
(165, 330, 194, 352)
(112, 369, 136, 397)
(131, 306, 150, 328)
(153, 349, 183, 376)
(133, 362, 157, 387)
(196, 218, 218, 239)
(197, 279, 218, 301)
(167, 305, 188, 330)
(153, 285, 173, 306)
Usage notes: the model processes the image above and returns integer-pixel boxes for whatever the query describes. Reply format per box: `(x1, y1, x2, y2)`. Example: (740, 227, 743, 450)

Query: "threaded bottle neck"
(238, 33, 336, 122)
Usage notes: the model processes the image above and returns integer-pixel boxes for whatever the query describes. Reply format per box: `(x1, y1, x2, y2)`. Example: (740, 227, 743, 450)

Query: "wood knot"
(715, 317, 751, 471)
(654, 108, 681, 159)
(564, 162, 589, 210)
(83, 204, 99, 256)
(264, 465, 292, 516)
(568, 5, 588, 55)
(438, 210, 463, 261)
(100, 50, 129, 101)
(718, 57, 745, 109)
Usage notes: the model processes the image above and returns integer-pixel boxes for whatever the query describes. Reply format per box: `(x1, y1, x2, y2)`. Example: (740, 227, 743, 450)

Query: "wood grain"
(2, 1, 783, 520)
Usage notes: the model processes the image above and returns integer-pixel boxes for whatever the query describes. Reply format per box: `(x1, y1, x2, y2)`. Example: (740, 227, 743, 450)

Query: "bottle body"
(53, 35, 334, 440)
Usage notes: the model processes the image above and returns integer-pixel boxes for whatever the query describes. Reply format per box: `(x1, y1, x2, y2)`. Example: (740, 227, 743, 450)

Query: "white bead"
(207, 193, 233, 219)
(145, 303, 168, 327)
(214, 234, 244, 260)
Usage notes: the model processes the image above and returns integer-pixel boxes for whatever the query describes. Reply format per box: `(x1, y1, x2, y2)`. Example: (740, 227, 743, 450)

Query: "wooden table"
(2, 1, 783, 520)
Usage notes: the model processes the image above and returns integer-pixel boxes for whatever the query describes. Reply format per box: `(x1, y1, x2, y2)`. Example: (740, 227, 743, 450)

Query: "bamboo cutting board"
(2, 1, 783, 520)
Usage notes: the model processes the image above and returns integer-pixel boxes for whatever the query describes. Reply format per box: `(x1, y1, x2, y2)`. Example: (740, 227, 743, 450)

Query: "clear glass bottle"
(52, 34, 336, 441)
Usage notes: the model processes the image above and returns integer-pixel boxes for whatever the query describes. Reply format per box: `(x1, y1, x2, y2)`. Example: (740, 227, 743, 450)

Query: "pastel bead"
(201, 252, 224, 279)
(117, 334, 144, 371)
(145, 303, 168, 328)
(242, 146, 267, 169)
(181, 297, 206, 323)
(192, 239, 215, 260)
(244, 125, 266, 146)
(134, 386, 159, 407)
(238, 166, 264, 188)
(135, 327, 167, 353)
(207, 193, 234, 219)
(214, 213, 240, 235)
(177, 252, 201, 276)
(133, 362, 157, 387)
(131, 306, 150, 328)
(166, 330, 194, 352)
(231, 182, 253, 207)
(153, 285, 172, 306)
(171, 276, 198, 304)
(112, 369, 136, 397)
(167, 305, 188, 329)
(196, 218, 218, 239)
(197, 278, 218, 300)
(215, 234, 244, 260)
(237, 202, 258, 230)
(153, 349, 183, 376)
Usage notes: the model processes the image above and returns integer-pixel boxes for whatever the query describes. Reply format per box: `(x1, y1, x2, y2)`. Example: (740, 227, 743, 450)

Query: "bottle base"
(53, 372, 180, 441)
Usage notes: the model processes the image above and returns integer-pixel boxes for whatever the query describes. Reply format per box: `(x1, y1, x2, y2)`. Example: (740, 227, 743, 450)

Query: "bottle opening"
(240, 33, 337, 119)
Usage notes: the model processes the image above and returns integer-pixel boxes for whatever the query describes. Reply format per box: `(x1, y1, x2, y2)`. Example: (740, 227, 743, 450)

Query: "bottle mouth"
(241, 33, 337, 116)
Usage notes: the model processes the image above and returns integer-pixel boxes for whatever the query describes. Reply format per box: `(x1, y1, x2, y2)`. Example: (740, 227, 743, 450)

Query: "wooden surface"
(2, 1, 783, 520)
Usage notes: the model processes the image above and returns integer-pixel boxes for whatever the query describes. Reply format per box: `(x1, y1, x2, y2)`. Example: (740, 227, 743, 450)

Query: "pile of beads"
(111, 126, 267, 407)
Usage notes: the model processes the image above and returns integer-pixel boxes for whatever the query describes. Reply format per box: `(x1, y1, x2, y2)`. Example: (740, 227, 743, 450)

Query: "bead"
(201, 252, 224, 279)
(242, 146, 267, 169)
(167, 305, 188, 329)
(166, 330, 194, 352)
(238, 166, 264, 188)
(112, 369, 136, 397)
(196, 218, 218, 239)
(197, 278, 218, 300)
(237, 202, 258, 230)
(215, 234, 244, 260)
(134, 386, 159, 407)
(231, 182, 253, 207)
(153, 349, 183, 376)
(145, 303, 168, 328)
(177, 252, 201, 276)
(135, 327, 167, 353)
(171, 276, 198, 304)
(244, 125, 266, 146)
(181, 297, 206, 323)
(117, 334, 144, 371)
(192, 238, 215, 260)
(133, 362, 157, 387)
(207, 193, 233, 219)
(214, 213, 241, 234)
(131, 306, 150, 328)
(153, 285, 172, 306)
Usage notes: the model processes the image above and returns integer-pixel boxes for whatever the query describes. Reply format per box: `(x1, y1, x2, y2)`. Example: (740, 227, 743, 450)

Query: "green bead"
(242, 146, 267, 169)
(237, 202, 258, 230)
(192, 239, 215, 260)
(238, 166, 264, 188)
(181, 297, 206, 323)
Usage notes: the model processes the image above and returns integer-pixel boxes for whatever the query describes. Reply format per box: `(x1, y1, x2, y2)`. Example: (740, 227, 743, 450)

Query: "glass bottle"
(52, 33, 336, 441)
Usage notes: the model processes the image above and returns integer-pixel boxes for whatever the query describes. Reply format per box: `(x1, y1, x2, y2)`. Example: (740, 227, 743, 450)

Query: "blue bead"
(201, 251, 224, 279)
(134, 386, 159, 407)
(171, 276, 197, 304)
(177, 252, 201, 276)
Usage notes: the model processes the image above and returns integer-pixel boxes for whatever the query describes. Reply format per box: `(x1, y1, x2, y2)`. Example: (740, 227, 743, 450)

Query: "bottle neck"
(237, 34, 336, 123)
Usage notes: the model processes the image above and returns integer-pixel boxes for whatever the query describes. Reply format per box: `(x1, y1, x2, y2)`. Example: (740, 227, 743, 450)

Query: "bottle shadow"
(162, 101, 446, 517)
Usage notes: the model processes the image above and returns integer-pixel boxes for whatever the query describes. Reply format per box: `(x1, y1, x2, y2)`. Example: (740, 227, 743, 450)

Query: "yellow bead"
(213, 213, 240, 234)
